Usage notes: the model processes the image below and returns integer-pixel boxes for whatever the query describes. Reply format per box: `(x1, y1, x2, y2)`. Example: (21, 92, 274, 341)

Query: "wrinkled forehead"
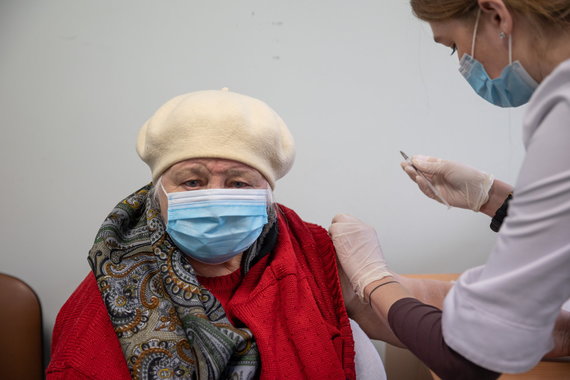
(163, 158, 268, 182)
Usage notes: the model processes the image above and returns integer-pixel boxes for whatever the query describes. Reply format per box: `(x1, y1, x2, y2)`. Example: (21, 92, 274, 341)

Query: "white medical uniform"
(442, 58, 570, 373)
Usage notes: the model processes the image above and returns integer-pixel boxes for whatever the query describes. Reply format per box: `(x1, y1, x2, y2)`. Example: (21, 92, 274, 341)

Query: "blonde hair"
(410, 0, 570, 30)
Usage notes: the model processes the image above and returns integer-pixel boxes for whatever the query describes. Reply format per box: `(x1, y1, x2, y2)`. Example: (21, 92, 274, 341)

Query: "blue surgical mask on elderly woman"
(459, 9, 538, 107)
(162, 187, 269, 264)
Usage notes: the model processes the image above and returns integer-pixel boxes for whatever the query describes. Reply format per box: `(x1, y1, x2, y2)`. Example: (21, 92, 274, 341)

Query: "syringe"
(400, 151, 451, 209)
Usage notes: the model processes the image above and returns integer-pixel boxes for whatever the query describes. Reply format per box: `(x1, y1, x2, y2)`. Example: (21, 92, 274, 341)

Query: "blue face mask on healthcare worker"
(459, 9, 538, 108)
(162, 187, 269, 264)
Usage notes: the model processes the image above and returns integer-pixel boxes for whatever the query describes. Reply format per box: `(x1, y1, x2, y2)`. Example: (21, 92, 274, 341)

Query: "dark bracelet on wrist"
(367, 280, 399, 306)
(490, 193, 513, 232)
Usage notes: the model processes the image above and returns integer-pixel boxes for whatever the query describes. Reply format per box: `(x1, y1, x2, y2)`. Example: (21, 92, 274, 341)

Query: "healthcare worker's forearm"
(365, 277, 413, 320)
(344, 275, 451, 347)
(388, 298, 501, 380)
(365, 279, 500, 379)
(365, 279, 499, 379)
(350, 274, 448, 340)
(364, 275, 453, 318)
(392, 273, 453, 309)
(479, 179, 513, 217)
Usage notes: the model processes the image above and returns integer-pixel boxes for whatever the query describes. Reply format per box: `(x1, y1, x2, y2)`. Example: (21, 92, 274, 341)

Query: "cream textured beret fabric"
(136, 89, 295, 188)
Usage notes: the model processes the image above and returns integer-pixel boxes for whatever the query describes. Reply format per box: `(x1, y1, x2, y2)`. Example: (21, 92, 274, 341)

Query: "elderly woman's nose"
(206, 177, 226, 189)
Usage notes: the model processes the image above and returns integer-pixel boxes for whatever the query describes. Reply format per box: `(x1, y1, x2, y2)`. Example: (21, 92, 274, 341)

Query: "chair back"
(0, 273, 44, 380)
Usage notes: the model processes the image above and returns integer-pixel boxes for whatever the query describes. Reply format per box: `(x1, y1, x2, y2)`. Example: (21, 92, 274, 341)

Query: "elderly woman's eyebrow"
(225, 168, 260, 179)
(171, 165, 209, 181)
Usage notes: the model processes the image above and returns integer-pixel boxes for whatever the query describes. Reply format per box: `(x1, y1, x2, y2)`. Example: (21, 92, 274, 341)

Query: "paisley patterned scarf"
(88, 184, 267, 380)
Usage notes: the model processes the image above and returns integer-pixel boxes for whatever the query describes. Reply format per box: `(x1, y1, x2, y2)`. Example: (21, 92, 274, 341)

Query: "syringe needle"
(400, 151, 451, 209)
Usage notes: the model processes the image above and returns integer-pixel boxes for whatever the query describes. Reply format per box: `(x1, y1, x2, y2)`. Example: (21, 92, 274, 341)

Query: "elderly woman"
(47, 89, 398, 380)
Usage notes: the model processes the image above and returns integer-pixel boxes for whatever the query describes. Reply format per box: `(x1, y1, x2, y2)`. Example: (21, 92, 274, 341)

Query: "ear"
(478, 0, 513, 35)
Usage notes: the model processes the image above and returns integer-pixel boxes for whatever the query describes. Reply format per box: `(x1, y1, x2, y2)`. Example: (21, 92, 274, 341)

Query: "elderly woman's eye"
(231, 181, 250, 188)
(183, 180, 202, 188)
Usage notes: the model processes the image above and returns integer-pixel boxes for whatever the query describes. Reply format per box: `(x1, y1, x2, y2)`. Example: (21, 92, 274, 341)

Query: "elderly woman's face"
(158, 158, 269, 221)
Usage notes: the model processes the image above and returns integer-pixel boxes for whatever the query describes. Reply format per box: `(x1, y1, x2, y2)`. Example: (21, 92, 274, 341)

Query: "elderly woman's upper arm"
(339, 267, 404, 347)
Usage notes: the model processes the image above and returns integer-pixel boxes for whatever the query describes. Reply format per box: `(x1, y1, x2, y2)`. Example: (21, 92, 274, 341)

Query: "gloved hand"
(329, 214, 391, 301)
(401, 155, 494, 211)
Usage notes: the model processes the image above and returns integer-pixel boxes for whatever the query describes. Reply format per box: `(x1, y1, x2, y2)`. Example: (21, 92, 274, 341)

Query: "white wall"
(0, 0, 526, 359)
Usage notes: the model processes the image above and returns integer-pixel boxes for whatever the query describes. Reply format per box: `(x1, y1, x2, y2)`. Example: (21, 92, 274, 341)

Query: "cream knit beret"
(136, 89, 295, 188)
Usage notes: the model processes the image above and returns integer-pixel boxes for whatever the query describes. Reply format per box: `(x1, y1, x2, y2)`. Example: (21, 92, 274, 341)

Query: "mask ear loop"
(158, 177, 168, 198)
(471, 8, 481, 58)
(508, 34, 513, 64)
(158, 177, 170, 219)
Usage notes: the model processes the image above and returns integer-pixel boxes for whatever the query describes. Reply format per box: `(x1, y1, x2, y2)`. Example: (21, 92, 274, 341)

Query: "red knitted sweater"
(47, 206, 355, 380)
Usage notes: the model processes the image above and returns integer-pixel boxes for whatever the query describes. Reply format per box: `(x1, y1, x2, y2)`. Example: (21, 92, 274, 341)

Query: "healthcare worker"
(329, 0, 570, 379)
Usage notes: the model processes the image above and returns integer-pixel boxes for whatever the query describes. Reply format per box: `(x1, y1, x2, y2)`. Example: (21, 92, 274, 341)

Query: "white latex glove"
(329, 214, 391, 301)
(401, 155, 494, 211)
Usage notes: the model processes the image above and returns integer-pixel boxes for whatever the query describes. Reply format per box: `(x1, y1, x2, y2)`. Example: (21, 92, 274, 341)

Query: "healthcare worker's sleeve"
(442, 59, 570, 374)
(387, 298, 500, 380)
